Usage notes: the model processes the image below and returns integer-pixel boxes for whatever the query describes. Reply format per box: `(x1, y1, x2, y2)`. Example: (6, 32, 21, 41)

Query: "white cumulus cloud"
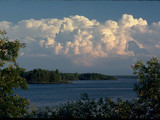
(1, 14, 160, 66)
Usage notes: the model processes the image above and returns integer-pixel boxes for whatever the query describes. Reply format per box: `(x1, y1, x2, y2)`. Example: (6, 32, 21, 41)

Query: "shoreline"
(27, 79, 118, 84)
(28, 81, 72, 84)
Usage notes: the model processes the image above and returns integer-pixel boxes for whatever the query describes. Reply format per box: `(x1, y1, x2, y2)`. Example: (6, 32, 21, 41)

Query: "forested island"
(20, 68, 117, 84)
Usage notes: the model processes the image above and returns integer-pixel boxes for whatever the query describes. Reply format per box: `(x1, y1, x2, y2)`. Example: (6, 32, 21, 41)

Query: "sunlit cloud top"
(0, 14, 160, 66)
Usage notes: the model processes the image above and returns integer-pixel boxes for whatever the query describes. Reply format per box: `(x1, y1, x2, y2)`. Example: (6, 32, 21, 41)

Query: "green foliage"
(61, 72, 79, 81)
(21, 69, 116, 84)
(0, 29, 29, 118)
(55, 69, 61, 83)
(21, 68, 63, 84)
(132, 57, 160, 118)
(28, 94, 143, 119)
(22, 69, 51, 83)
(78, 73, 117, 80)
(115, 75, 137, 79)
(132, 57, 160, 100)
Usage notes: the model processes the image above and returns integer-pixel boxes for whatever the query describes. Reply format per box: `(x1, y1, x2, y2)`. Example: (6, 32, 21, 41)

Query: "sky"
(0, 0, 160, 75)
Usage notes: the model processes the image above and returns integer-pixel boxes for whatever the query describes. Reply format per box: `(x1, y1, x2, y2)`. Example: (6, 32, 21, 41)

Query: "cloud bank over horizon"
(1, 14, 160, 69)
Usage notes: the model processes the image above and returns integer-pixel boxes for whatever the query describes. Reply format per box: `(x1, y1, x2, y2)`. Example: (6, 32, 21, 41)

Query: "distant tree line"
(115, 75, 137, 79)
(21, 69, 62, 84)
(78, 73, 116, 80)
(21, 68, 117, 84)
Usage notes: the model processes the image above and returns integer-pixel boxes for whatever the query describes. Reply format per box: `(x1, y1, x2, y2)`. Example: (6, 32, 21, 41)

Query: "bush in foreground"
(28, 93, 152, 119)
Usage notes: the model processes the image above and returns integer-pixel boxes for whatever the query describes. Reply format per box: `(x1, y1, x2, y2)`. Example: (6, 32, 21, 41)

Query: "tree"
(55, 69, 61, 82)
(131, 57, 160, 118)
(0, 28, 30, 118)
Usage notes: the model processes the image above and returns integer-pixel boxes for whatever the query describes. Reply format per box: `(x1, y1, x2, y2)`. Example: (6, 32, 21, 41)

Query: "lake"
(15, 78, 138, 107)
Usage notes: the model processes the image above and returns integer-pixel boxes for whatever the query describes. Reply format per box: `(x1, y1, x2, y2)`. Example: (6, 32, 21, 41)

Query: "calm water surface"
(15, 78, 138, 107)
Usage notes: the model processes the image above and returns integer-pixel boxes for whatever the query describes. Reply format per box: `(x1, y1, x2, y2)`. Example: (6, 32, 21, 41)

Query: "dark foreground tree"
(132, 57, 160, 118)
(0, 28, 30, 118)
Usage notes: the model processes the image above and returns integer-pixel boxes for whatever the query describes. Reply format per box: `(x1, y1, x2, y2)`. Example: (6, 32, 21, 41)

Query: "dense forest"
(21, 68, 117, 84)
(115, 75, 137, 79)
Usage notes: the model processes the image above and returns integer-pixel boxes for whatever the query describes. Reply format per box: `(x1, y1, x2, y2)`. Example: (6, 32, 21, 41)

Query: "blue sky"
(0, 0, 160, 75)
(1, 1, 160, 24)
